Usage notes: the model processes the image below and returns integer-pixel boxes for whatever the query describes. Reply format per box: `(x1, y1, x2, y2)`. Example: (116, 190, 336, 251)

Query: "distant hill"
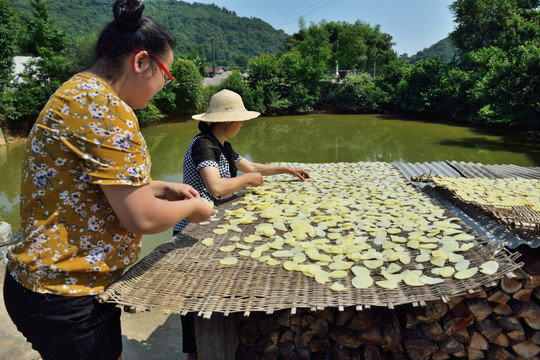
(405, 37, 459, 64)
(9, 0, 288, 69)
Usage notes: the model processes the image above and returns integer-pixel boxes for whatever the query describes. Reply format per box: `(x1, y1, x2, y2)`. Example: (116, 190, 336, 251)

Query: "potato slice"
(430, 257, 446, 267)
(415, 254, 430, 263)
(432, 266, 455, 278)
(455, 233, 475, 241)
(236, 243, 251, 250)
(458, 243, 475, 252)
(219, 257, 238, 265)
(403, 272, 424, 286)
(272, 250, 294, 258)
(454, 260, 470, 271)
(386, 263, 402, 274)
(219, 245, 236, 252)
(329, 270, 348, 279)
(479, 260, 499, 275)
(420, 275, 445, 285)
(201, 238, 214, 246)
(330, 282, 346, 292)
(266, 258, 281, 266)
(351, 275, 374, 289)
(315, 272, 331, 284)
(238, 250, 251, 257)
(213, 228, 228, 235)
(293, 252, 306, 263)
(351, 266, 370, 277)
(454, 267, 478, 279)
(283, 261, 298, 271)
(328, 260, 353, 271)
(376, 279, 399, 289)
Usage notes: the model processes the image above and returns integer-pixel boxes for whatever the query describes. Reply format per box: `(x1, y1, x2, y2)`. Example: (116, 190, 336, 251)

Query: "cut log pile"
(234, 260, 540, 360)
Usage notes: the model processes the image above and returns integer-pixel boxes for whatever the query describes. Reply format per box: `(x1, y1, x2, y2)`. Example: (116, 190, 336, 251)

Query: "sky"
(190, 0, 456, 56)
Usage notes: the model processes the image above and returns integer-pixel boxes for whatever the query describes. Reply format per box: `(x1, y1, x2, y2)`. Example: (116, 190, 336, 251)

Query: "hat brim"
(192, 110, 260, 122)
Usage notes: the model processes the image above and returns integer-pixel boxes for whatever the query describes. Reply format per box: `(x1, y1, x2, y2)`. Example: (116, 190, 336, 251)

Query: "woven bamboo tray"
(430, 177, 540, 235)
(99, 163, 521, 317)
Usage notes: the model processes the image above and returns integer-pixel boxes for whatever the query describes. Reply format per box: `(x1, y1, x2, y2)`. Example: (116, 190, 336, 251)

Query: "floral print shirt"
(7, 73, 152, 296)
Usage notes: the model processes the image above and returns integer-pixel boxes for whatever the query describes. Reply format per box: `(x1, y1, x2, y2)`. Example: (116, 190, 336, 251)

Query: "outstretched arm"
(100, 182, 215, 234)
(236, 158, 310, 181)
(199, 166, 263, 198)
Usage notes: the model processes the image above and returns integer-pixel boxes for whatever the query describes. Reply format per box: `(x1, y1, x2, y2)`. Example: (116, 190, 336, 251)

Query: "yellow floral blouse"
(7, 73, 152, 296)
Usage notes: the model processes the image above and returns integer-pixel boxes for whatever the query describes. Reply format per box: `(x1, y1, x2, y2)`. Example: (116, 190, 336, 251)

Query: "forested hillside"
(405, 37, 458, 64)
(9, 0, 287, 68)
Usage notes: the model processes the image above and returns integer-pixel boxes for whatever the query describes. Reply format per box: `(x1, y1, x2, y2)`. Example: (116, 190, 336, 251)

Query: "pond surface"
(1, 114, 539, 258)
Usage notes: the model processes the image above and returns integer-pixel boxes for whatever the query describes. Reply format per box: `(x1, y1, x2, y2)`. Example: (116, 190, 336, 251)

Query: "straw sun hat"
(192, 89, 260, 122)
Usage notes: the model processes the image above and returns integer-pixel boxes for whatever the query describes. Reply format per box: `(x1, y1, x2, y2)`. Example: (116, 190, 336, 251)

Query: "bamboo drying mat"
(100, 162, 522, 317)
(431, 178, 540, 235)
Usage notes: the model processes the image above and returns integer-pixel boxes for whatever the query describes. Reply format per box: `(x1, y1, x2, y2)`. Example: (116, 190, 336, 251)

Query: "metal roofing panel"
(448, 161, 540, 179)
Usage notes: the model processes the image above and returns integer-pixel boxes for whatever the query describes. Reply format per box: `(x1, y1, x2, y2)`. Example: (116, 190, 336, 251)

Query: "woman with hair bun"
(3, 1, 214, 359)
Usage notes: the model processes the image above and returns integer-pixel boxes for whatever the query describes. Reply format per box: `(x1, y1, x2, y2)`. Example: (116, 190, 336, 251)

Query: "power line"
(272, 0, 345, 30)
(266, 0, 311, 23)
(271, 0, 329, 28)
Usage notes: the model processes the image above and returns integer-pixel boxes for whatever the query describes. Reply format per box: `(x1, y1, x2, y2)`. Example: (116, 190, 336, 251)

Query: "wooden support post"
(194, 313, 239, 360)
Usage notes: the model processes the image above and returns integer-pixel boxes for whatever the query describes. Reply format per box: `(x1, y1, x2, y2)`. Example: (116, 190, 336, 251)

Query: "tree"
(17, 0, 68, 56)
(336, 73, 387, 113)
(3, 0, 72, 133)
(450, 0, 540, 54)
(0, 0, 18, 91)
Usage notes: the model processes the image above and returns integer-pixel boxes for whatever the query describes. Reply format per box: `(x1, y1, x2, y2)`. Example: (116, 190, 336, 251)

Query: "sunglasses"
(134, 49, 174, 86)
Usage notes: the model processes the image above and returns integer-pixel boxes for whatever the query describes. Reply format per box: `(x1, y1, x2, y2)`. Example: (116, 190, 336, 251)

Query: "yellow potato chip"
(201, 238, 214, 246)
(219, 257, 238, 265)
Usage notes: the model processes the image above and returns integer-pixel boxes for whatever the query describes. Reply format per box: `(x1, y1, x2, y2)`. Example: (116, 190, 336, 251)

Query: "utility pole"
(210, 35, 218, 77)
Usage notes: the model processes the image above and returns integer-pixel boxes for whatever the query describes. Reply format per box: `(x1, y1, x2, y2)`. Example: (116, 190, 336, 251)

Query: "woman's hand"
(185, 198, 216, 223)
(164, 183, 200, 201)
(241, 172, 264, 187)
(289, 168, 310, 181)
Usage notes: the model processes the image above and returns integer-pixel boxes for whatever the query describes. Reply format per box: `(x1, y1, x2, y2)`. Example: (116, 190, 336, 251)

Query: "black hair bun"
(113, 0, 145, 31)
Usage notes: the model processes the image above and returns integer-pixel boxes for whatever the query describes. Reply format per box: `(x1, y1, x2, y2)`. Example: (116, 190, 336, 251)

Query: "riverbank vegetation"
(0, 0, 538, 138)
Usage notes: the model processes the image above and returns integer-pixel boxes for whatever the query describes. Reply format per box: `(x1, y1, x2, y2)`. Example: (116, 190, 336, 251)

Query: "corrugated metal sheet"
(394, 161, 539, 250)
(393, 161, 461, 190)
(448, 161, 540, 179)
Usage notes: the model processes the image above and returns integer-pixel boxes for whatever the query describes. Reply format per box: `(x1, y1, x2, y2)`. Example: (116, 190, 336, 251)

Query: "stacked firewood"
(235, 261, 540, 359)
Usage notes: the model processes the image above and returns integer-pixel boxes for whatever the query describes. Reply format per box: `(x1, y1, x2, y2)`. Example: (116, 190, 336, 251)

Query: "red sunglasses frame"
(134, 49, 174, 85)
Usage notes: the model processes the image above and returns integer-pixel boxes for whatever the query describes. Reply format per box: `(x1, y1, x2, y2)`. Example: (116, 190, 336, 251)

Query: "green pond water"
(1, 114, 538, 259)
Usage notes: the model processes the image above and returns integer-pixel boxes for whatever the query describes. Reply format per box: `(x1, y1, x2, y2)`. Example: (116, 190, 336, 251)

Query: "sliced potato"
(364, 259, 384, 269)
(283, 261, 298, 271)
(219, 257, 238, 265)
(376, 279, 399, 289)
(330, 282, 346, 292)
(201, 238, 214, 246)
(420, 275, 445, 285)
(479, 260, 499, 275)
(351, 275, 374, 289)
(454, 267, 478, 279)
(219, 245, 236, 252)
(351, 266, 370, 277)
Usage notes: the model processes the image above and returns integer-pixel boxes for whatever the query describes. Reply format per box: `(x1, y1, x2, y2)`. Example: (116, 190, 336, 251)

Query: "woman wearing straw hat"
(174, 89, 310, 359)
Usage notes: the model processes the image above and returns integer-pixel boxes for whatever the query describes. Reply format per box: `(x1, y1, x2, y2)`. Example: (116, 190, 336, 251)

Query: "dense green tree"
(466, 45, 540, 126)
(450, 0, 540, 53)
(0, 0, 18, 91)
(397, 58, 451, 117)
(3, 0, 71, 133)
(336, 73, 388, 113)
(17, 0, 68, 56)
